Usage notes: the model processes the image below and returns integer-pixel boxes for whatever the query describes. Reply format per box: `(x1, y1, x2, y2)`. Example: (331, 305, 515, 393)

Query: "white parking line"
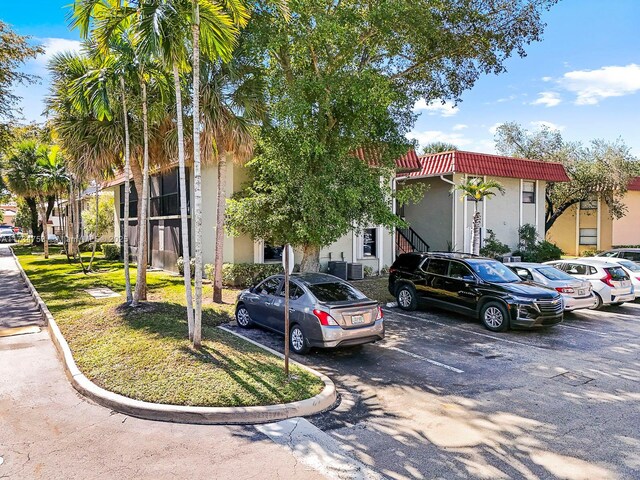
(384, 308, 542, 349)
(377, 344, 464, 373)
(558, 323, 635, 339)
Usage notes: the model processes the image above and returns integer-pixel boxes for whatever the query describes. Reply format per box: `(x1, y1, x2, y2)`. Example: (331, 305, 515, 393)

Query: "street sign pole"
(284, 243, 290, 377)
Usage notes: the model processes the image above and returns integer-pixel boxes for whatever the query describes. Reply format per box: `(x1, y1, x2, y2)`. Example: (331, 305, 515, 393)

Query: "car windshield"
(536, 266, 575, 281)
(307, 282, 366, 302)
(469, 260, 521, 283)
(617, 259, 640, 272)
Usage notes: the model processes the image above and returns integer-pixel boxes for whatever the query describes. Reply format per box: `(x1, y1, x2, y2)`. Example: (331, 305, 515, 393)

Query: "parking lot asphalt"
(223, 301, 640, 480)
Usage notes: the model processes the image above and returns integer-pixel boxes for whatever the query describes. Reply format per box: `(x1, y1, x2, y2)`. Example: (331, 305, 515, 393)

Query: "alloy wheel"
(484, 306, 504, 328)
(236, 307, 251, 327)
(291, 327, 304, 352)
(398, 289, 412, 308)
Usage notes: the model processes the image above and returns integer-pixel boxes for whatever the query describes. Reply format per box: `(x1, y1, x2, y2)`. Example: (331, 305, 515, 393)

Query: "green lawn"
(352, 276, 395, 304)
(14, 247, 324, 407)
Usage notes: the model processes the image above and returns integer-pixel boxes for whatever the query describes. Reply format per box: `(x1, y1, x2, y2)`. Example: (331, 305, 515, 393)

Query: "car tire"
(290, 324, 309, 354)
(480, 301, 509, 332)
(235, 305, 253, 328)
(396, 284, 417, 311)
(590, 293, 603, 310)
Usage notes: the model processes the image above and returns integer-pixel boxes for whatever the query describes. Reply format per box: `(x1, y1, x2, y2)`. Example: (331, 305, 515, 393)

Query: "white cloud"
(531, 91, 561, 107)
(541, 76, 553, 82)
(34, 38, 83, 65)
(413, 99, 459, 117)
(452, 124, 468, 131)
(488, 122, 503, 135)
(530, 120, 565, 131)
(407, 130, 472, 149)
(559, 64, 640, 105)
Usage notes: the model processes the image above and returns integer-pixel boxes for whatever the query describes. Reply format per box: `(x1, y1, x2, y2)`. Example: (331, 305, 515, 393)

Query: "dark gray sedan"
(235, 273, 385, 354)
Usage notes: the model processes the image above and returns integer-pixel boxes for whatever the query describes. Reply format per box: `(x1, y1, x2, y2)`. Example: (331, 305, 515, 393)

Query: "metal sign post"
(283, 244, 292, 377)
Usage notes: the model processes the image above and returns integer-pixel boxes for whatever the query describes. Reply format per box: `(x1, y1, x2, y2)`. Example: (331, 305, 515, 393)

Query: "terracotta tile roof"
(352, 147, 421, 172)
(628, 176, 640, 191)
(405, 150, 570, 182)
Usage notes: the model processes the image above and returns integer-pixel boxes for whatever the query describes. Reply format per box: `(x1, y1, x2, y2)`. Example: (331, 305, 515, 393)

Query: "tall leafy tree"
(422, 142, 459, 154)
(494, 122, 640, 231)
(0, 22, 44, 154)
(200, 56, 264, 303)
(454, 177, 505, 256)
(227, 0, 557, 271)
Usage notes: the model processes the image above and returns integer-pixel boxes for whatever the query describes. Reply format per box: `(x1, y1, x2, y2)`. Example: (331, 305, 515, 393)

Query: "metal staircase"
(396, 226, 430, 255)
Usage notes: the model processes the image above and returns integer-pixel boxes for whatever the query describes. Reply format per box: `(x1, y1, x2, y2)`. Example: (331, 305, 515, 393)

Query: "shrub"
(223, 263, 283, 287)
(364, 266, 374, 277)
(480, 230, 510, 258)
(582, 249, 602, 257)
(176, 256, 196, 276)
(101, 243, 120, 260)
(532, 241, 564, 262)
(380, 265, 390, 275)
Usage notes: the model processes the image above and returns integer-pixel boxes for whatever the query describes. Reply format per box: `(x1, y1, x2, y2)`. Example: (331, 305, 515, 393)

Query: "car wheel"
(290, 324, 309, 354)
(590, 293, 603, 310)
(235, 305, 253, 328)
(396, 285, 417, 311)
(481, 302, 509, 332)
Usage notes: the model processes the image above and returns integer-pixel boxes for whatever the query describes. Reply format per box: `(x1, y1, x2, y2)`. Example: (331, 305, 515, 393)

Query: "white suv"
(545, 259, 634, 309)
(593, 257, 640, 299)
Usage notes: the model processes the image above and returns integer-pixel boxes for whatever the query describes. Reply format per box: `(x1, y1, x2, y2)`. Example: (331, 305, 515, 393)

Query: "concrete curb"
(10, 248, 337, 425)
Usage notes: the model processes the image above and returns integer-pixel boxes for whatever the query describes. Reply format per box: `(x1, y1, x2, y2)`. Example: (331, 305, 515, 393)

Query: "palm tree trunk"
(120, 77, 133, 303)
(192, 0, 203, 348)
(472, 205, 481, 256)
(213, 151, 229, 303)
(173, 61, 195, 338)
(38, 200, 49, 259)
(133, 80, 150, 307)
(88, 181, 99, 271)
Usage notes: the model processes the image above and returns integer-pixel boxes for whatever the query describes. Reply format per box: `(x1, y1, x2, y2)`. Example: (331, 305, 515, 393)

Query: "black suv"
(388, 252, 563, 332)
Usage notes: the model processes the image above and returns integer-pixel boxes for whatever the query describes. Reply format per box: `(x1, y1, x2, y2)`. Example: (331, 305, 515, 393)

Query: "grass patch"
(14, 247, 324, 407)
(351, 275, 395, 304)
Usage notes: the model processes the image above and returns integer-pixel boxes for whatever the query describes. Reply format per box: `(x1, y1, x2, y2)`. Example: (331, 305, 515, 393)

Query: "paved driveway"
(225, 300, 640, 479)
(0, 245, 325, 480)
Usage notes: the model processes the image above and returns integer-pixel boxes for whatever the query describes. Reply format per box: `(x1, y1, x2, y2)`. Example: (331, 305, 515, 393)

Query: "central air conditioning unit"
(347, 263, 364, 280)
(328, 261, 348, 280)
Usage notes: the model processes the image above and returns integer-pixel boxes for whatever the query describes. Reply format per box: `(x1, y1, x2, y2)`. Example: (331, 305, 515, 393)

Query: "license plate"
(351, 315, 365, 325)
(578, 289, 585, 296)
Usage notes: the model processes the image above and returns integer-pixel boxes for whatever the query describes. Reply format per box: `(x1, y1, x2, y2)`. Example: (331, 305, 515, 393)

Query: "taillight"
(389, 267, 398, 274)
(555, 287, 575, 294)
(600, 271, 615, 287)
(636, 277, 640, 282)
(313, 309, 339, 326)
(376, 306, 383, 321)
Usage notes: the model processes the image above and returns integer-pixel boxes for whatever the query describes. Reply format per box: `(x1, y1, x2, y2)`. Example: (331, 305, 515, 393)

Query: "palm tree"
(200, 57, 264, 303)
(191, 0, 249, 347)
(454, 177, 505, 255)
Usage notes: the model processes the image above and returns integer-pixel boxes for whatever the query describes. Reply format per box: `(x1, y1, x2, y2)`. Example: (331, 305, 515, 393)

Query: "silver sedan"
(507, 262, 596, 311)
(235, 272, 384, 354)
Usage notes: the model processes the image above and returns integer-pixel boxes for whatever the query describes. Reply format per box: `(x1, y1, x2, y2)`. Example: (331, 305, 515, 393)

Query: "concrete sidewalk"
(0, 245, 326, 480)
(0, 246, 43, 330)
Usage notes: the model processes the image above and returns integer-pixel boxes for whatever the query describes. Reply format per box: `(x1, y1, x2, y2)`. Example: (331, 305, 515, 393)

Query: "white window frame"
(579, 228, 598, 246)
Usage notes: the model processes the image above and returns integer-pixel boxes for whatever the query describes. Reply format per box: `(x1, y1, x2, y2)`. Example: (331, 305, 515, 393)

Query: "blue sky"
(4, 0, 640, 156)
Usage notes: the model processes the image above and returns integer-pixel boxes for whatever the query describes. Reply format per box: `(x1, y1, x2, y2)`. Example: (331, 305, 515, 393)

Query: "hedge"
(101, 243, 120, 260)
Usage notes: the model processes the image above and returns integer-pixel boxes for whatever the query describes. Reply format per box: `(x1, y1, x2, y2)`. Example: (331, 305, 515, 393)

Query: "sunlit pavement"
(225, 300, 640, 480)
(0, 244, 325, 480)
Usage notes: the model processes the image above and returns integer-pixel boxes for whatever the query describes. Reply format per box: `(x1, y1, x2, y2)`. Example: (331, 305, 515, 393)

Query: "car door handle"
(288, 308, 295, 312)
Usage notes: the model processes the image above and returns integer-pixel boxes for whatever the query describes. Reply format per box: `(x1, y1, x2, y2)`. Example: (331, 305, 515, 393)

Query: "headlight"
(510, 295, 535, 304)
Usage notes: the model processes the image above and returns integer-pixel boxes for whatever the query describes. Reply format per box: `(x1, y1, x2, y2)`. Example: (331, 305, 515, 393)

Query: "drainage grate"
(552, 371, 594, 386)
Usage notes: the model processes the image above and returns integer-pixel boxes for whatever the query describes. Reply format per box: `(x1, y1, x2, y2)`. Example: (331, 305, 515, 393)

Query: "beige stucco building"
(547, 177, 640, 255)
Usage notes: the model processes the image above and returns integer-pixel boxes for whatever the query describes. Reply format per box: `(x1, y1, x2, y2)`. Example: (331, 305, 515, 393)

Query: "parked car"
(388, 253, 564, 332)
(235, 272, 384, 354)
(545, 259, 634, 308)
(592, 257, 640, 299)
(0, 226, 16, 243)
(47, 233, 59, 244)
(506, 262, 596, 312)
(599, 248, 640, 264)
